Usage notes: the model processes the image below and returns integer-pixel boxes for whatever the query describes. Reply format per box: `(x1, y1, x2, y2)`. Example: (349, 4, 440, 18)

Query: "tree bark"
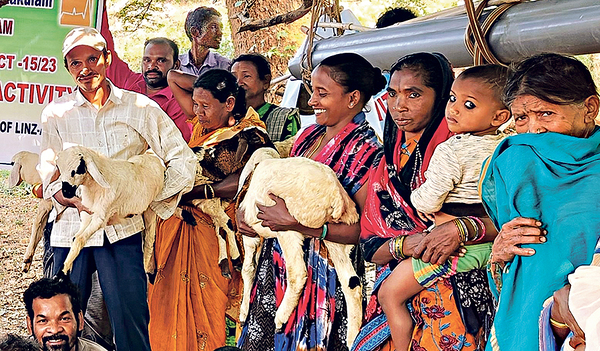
(224, 0, 306, 80)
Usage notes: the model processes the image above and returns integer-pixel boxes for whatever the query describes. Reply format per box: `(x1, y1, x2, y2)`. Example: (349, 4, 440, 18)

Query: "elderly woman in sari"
(354, 52, 498, 351)
(236, 52, 385, 351)
(480, 53, 600, 351)
(148, 69, 271, 351)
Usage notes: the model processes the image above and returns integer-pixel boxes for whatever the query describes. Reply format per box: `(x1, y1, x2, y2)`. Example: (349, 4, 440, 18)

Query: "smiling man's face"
(27, 294, 83, 351)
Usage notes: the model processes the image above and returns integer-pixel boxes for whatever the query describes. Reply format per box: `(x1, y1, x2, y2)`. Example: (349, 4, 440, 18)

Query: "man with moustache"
(100, 10, 192, 141)
(38, 26, 195, 351)
(24, 277, 107, 351)
(180, 6, 231, 76)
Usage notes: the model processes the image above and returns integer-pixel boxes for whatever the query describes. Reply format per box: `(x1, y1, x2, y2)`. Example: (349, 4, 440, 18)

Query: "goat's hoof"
(231, 257, 242, 272)
(219, 260, 232, 279)
(181, 209, 197, 226)
(22, 258, 32, 273)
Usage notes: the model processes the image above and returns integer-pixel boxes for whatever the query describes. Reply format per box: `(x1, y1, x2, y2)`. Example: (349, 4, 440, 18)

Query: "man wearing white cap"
(38, 26, 196, 351)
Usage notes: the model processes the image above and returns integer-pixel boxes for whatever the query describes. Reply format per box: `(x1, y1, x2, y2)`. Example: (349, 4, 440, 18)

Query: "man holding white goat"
(38, 27, 196, 351)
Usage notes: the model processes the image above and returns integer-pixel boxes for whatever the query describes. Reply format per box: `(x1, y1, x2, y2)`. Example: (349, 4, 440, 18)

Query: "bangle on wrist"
(320, 223, 328, 240)
(452, 218, 468, 243)
(549, 317, 569, 329)
(388, 235, 408, 260)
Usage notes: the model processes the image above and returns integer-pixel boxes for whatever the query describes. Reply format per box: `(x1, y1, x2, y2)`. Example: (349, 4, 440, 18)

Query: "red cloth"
(101, 10, 192, 142)
(361, 118, 452, 242)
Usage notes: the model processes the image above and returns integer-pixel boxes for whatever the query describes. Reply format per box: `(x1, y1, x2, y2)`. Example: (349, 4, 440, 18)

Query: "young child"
(378, 64, 511, 351)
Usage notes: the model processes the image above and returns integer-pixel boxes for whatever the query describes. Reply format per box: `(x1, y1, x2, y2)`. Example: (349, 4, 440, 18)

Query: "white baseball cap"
(62, 27, 107, 58)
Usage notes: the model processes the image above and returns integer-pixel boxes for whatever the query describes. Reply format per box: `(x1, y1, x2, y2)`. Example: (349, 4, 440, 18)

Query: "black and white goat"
(55, 146, 165, 274)
(237, 148, 363, 347)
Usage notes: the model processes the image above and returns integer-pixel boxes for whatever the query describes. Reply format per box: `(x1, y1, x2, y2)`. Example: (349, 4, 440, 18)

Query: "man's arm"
(167, 69, 197, 119)
(101, 6, 140, 88)
(139, 105, 196, 219)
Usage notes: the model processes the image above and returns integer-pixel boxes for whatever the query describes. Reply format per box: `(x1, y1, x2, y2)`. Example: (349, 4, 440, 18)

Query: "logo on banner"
(60, 0, 92, 26)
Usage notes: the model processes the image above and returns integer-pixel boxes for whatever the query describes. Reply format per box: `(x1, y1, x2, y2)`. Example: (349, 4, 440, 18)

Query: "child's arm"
(410, 141, 462, 214)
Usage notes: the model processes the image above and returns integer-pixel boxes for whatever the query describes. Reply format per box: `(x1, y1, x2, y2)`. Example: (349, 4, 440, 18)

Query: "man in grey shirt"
(180, 7, 231, 76)
(24, 276, 109, 351)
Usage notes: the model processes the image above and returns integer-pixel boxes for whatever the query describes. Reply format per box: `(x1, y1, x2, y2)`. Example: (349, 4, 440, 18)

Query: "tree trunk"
(224, 0, 305, 79)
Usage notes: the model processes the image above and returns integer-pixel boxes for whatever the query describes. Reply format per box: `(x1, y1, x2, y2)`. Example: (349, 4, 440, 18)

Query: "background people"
(180, 7, 231, 76)
(100, 10, 192, 141)
(231, 54, 300, 142)
(375, 7, 416, 28)
(0, 334, 41, 351)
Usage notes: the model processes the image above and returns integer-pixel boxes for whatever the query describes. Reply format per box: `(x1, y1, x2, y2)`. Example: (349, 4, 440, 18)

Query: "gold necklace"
(306, 133, 326, 159)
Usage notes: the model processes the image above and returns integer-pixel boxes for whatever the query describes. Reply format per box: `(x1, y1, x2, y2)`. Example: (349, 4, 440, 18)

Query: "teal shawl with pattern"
(480, 127, 600, 351)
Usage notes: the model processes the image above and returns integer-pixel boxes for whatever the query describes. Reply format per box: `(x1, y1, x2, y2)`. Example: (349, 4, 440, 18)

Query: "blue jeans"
(53, 233, 150, 351)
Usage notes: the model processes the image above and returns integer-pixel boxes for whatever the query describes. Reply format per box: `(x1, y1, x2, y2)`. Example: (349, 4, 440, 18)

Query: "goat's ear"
(8, 161, 22, 187)
(235, 138, 249, 163)
(84, 155, 110, 188)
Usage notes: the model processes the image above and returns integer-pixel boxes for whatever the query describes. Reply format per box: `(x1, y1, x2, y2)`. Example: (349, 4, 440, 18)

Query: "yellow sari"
(148, 109, 265, 351)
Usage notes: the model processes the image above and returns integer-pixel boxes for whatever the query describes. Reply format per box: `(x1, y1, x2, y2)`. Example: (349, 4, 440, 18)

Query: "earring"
(349, 102, 355, 108)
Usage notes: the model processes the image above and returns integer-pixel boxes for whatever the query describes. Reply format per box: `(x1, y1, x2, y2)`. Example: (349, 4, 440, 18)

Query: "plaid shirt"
(40, 80, 196, 248)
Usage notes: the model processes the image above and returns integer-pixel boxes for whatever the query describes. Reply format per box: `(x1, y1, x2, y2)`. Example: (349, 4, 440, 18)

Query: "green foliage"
(114, 0, 166, 31)
(0, 171, 32, 198)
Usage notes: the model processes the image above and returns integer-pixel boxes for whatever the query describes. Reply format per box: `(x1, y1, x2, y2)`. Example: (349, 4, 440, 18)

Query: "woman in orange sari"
(148, 69, 269, 351)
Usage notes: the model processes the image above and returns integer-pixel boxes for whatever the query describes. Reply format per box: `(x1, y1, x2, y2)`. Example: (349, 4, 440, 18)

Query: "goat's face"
(56, 148, 89, 199)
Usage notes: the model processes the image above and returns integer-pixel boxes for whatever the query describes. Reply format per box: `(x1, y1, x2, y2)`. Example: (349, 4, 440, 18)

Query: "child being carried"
(378, 64, 511, 351)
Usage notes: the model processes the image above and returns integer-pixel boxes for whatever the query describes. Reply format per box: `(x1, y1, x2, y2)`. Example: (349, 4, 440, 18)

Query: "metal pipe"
(288, 0, 600, 78)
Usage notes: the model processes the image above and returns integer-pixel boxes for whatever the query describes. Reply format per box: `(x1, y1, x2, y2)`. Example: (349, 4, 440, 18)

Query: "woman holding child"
(480, 53, 600, 351)
(354, 53, 505, 351)
(148, 69, 271, 351)
(236, 53, 384, 351)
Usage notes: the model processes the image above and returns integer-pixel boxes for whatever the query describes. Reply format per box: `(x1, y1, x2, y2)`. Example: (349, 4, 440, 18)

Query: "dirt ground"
(0, 178, 44, 337)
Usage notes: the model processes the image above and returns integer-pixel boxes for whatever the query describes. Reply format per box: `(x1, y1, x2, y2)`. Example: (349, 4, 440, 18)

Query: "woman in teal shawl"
(480, 53, 600, 351)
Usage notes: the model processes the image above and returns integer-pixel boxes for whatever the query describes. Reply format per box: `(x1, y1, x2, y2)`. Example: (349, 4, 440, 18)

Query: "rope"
(300, 0, 341, 94)
(464, 0, 522, 66)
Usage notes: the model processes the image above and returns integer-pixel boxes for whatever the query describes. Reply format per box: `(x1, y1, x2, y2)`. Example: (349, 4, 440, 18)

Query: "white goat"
(9, 151, 54, 272)
(55, 146, 165, 274)
(173, 147, 240, 279)
(175, 126, 274, 278)
(238, 148, 363, 348)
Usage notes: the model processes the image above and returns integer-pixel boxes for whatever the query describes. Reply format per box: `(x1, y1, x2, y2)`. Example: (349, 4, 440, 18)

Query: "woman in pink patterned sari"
(236, 53, 384, 351)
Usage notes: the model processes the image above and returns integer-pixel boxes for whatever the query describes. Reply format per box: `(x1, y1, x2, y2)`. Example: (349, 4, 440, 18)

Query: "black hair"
(63, 48, 109, 70)
(390, 52, 454, 100)
(382, 52, 454, 216)
(213, 347, 243, 351)
(504, 53, 599, 108)
(193, 69, 247, 120)
(457, 64, 509, 108)
(144, 37, 179, 64)
(316, 53, 387, 107)
(376, 7, 417, 28)
(23, 276, 82, 322)
(185, 7, 221, 42)
(231, 53, 272, 82)
(0, 334, 41, 351)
